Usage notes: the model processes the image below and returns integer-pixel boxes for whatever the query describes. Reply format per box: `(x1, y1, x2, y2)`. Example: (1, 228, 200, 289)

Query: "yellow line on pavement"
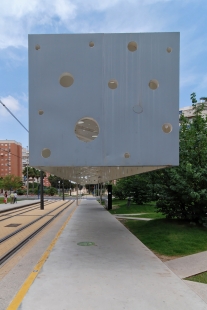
(7, 203, 77, 310)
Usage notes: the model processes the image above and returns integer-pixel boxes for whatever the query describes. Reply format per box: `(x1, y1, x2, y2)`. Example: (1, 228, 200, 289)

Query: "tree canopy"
(2, 174, 22, 191)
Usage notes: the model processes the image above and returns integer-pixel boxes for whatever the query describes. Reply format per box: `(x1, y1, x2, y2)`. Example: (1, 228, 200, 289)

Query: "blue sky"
(0, 0, 206, 149)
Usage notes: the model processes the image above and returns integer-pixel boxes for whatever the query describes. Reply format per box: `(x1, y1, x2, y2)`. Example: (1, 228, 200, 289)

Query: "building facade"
(179, 99, 207, 119)
(0, 140, 22, 177)
(22, 147, 29, 169)
(43, 172, 51, 187)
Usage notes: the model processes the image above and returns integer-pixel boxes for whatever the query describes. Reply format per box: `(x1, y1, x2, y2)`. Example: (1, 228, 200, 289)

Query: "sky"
(0, 0, 206, 149)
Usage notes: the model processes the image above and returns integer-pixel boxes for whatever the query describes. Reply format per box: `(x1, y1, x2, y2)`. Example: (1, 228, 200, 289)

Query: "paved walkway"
(165, 251, 207, 278)
(0, 200, 41, 212)
(114, 215, 152, 221)
(184, 280, 207, 304)
(17, 199, 207, 309)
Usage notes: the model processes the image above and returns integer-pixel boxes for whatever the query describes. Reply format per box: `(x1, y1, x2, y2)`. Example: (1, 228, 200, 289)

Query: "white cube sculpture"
(29, 33, 179, 184)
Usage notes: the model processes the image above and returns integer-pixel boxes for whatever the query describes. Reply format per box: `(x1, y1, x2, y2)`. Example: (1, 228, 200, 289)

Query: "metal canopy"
(29, 33, 179, 184)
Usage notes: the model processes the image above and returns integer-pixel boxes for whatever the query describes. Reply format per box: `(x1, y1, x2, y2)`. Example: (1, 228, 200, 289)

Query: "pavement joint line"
(6, 202, 78, 310)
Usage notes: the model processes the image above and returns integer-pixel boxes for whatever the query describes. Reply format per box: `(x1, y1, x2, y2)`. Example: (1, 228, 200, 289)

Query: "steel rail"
(0, 200, 71, 243)
(0, 200, 75, 265)
(0, 201, 55, 222)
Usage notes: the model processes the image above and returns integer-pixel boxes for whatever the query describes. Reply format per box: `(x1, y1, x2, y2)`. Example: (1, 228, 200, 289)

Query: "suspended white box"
(29, 33, 179, 183)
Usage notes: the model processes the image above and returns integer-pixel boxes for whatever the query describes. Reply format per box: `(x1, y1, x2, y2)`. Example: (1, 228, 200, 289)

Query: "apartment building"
(179, 98, 207, 119)
(22, 147, 29, 169)
(43, 172, 51, 187)
(0, 140, 22, 177)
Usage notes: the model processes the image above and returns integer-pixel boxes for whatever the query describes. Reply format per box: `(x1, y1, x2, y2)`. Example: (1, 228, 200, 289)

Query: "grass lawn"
(111, 199, 157, 214)
(110, 199, 165, 219)
(186, 272, 207, 284)
(0, 197, 11, 204)
(124, 218, 207, 257)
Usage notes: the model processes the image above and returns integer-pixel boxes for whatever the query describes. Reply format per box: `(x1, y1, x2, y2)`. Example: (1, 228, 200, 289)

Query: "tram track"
(0, 200, 75, 265)
(0, 200, 55, 222)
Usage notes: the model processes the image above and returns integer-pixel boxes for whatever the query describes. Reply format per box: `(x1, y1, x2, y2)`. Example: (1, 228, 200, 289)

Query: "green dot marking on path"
(77, 242, 95, 246)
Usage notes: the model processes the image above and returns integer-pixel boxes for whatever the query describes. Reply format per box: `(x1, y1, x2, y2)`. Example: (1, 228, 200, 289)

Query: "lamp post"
(69, 180, 71, 196)
(26, 146, 29, 198)
(58, 180, 60, 196)
(62, 179, 65, 201)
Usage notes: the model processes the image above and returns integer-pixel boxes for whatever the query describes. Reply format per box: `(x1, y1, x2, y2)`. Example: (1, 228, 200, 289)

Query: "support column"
(40, 170, 44, 210)
(62, 179, 65, 201)
(100, 183, 102, 204)
(107, 184, 112, 210)
(76, 183, 78, 206)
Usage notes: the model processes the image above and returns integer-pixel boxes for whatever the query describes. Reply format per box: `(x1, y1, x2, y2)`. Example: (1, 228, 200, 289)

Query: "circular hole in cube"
(75, 117, 99, 142)
(38, 110, 44, 115)
(133, 105, 143, 114)
(124, 153, 130, 158)
(149, 79, 159, 90)
(89, 42, 94, 47)
(108, 79, 118, 89)
(42, 148, 51, 158)
(162, 123, 172, 133)
(35, 44, 40, 50)
(128, 41, 138, 52)
(167, 47, 172, 53)
(59, 72, 74, 87)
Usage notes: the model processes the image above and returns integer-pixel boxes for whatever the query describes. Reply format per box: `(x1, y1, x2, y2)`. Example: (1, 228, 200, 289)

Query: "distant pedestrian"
(14, 191, 17, 203)
(4, 191, 7, 204)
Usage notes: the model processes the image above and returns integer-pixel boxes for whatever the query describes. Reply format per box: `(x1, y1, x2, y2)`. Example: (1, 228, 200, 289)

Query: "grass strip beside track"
(7, 202, 77, 310)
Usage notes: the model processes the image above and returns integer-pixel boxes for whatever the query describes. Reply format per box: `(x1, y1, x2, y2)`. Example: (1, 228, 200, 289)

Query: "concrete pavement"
(18, 199, 207, 309)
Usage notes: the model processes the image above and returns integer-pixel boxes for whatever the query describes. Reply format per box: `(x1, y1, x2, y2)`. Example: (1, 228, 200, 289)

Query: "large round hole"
(89, 42, 94, 47)
(35, 44, 40, 50)
(162, 123, 172, 133)
(75, 117, 99, 142)
(128, 41, 138, 52)
(124, 153, 130, 158)
(149, 79, 159, 90)
(167, 47, 172, 53)
(42, 148, 51, 158)
(59, 72, 74, 87)
(38, 110, 44, 115)
(108, 79, 118, 90)
(133, 105, 143, 114)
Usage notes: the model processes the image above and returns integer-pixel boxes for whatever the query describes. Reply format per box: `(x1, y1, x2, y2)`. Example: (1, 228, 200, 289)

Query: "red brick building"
(43, 172, 51, 187)
(0, 140, 22, 177)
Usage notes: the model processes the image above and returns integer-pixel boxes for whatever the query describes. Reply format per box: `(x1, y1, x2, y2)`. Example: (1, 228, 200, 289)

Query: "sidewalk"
(0, 200, 40, 212)
(165, 251, 207, 278)
(17, 199, 207, 309)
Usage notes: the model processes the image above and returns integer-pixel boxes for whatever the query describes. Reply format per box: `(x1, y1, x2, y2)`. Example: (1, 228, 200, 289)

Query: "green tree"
(46, 187, 58, 196)
(23, 167, 46, 192)
(156, 93, 207, 224)
(48, 175, 75, 190)
(2, 174, 22, 191)
(113, 174, 152, 204)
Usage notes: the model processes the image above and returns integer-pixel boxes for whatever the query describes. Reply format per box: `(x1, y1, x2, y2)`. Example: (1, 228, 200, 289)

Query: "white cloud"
(0, 95, 21, 117)
(0, 0, 180, 49)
